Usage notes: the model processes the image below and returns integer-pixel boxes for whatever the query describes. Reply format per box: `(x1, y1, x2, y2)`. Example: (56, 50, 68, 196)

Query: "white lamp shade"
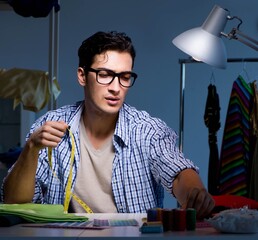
(172, 5, 229, 69)
(172, 27, 227, 69)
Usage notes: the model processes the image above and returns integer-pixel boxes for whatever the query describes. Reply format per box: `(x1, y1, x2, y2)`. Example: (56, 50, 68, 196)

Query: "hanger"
(239, 60, 251, 82)
(209, 70, 216, 85)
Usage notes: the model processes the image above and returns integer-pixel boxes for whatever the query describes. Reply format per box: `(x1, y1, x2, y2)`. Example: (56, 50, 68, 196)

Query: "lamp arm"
(222, 28, 258, 51)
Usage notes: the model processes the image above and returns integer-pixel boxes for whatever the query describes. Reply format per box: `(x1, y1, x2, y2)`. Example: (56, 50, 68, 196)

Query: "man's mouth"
(105, 97, 120, 105)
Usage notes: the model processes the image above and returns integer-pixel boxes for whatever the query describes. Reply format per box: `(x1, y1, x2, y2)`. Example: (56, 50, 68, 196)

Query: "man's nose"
(108, 76, 120, 91)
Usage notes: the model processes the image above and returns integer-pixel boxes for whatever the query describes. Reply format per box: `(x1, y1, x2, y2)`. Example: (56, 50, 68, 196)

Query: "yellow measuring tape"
(48, 127, 93, 214)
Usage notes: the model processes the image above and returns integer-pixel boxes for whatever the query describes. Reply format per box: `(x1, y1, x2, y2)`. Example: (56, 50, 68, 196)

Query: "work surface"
(0, 213, 258, 239)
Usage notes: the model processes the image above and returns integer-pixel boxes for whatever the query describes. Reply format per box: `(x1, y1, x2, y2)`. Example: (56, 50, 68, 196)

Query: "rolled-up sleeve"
(149, 124, 199, 192)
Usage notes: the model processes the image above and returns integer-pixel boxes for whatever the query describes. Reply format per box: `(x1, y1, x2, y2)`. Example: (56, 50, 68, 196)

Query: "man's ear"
(77, 67, 86, 86)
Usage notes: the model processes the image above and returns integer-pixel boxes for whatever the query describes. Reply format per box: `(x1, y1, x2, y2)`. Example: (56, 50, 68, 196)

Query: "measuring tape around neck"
(48, 127, 93, 214)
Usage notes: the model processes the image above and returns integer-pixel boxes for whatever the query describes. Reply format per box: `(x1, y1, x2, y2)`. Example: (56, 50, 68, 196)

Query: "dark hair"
(78, 31, 136, 68)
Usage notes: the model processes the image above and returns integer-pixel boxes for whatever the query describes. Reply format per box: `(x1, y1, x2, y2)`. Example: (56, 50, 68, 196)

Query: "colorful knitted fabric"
(218, 75, 254, 196)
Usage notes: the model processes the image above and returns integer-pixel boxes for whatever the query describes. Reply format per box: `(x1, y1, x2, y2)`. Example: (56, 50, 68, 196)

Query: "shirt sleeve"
(32, 148, 49, 203)
(149, 123, 199, 193)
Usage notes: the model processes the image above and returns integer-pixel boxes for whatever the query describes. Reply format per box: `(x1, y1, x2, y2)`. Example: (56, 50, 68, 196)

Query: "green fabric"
(0, 203, 88, 223)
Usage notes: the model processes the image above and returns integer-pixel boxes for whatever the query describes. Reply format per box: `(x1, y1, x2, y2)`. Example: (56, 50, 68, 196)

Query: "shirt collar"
(69, 101, 130, 147)
(68, 101, 84, 134)
(114, 103, 130, 147)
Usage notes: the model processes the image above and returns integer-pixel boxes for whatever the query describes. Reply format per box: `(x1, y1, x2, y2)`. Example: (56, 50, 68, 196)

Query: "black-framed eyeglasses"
(85, 67, 137, 88)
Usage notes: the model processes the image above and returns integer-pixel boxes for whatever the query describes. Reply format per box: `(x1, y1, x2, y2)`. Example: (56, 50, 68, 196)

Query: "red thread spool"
(156, 208, 163, 222)
(174, 208, 186, 231)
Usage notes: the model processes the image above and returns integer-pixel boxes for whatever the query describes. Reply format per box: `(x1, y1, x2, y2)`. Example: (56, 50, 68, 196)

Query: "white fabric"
(207, 208, 258, 233)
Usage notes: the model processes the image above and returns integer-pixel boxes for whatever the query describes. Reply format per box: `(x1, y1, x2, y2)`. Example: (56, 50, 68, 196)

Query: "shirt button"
(118, 205, 123, 212)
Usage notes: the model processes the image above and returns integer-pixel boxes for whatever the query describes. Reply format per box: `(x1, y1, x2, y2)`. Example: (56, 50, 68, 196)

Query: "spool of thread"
(186, 208, 196, 231)
(170, 208, 176, 231)
(156, 208, 163, 222)
(147, 208, 163, 222)
(147, 208, 158, 222)
(174, 208, 186, 231)
(162, 209, 172, 232)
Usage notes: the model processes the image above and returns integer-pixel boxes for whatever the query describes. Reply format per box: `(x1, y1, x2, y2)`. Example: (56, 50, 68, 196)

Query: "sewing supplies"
(48, 126, 93, 214)
(142, 207, 196, 233)
(140, 221, 164, 233)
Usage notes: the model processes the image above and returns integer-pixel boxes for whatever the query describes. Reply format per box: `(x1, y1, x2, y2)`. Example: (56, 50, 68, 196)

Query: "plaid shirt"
(2, 101, 198, 212)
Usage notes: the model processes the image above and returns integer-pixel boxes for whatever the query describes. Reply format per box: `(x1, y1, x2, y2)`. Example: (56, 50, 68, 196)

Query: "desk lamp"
(172, 4, 258, 69)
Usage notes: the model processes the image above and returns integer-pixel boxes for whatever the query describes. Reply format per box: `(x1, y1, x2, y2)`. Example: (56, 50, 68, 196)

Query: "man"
(2, 31, 214, 218)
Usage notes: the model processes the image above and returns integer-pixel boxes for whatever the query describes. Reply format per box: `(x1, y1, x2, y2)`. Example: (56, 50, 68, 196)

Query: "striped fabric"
(218, 75, 254, 196)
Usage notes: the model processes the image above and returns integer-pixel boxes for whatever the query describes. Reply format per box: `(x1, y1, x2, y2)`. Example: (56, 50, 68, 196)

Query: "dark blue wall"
(1, 0, 258, 208)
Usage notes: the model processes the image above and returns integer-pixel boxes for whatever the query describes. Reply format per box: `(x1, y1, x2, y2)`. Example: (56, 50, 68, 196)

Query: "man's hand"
(181, 187, 215, 219)
(28, 121, 69, 150)
(173, 169, 215, 219)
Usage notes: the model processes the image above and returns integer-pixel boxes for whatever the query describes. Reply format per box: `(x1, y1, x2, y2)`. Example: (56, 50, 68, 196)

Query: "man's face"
(82, 50, 133, 116)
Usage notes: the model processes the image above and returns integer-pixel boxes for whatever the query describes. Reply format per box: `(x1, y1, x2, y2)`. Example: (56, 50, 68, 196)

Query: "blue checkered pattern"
(1, 101, 198, 212)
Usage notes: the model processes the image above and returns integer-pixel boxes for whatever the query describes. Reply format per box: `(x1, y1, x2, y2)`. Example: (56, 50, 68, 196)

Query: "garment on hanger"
(218, 75, 254, 196)
(0, 68, 60, 112)
(204, 84, 221, 195)
(249, 80, 258, 201)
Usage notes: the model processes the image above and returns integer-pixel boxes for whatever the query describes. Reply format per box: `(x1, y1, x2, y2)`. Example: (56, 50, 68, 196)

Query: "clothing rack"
(0, 1, 60, 148)
(0, 1, 60, 111)
(178, 57, 258, 152)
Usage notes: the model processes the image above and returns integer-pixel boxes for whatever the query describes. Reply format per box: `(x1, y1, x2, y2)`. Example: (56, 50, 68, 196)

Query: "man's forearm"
(172, 168, 214, 219)
(3, 141, 39, 203)
(172, 168, 205, 207)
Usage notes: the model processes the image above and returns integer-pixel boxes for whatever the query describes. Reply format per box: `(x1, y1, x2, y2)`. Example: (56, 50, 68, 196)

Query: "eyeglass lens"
(97, 69, 135, 87)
